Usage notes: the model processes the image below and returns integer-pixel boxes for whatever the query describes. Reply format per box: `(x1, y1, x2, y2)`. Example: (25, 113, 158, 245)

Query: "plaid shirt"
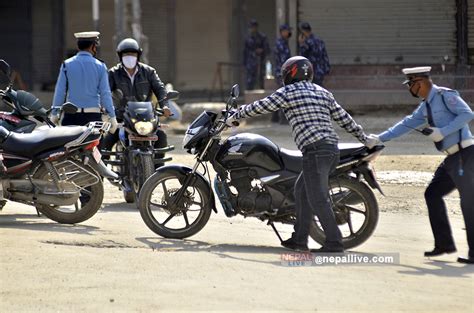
(237, 81, 367, 150)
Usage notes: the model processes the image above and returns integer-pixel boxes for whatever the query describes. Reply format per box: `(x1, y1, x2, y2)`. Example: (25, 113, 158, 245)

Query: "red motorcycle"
(0, 59, 118, 224)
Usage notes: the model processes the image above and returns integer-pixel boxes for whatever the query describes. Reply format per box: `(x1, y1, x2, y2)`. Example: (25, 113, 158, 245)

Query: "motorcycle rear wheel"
(309, 177, 379, 249)
(33, 164, 104, 224)
(138, 170, 212, 239)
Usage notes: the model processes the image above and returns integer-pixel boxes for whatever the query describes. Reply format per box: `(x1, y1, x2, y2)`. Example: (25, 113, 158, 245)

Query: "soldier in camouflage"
(243, 19, 270, 90)
(274, 24, 292, 86)
(298, 22, 330, 86)
(272, 24, 292, 123)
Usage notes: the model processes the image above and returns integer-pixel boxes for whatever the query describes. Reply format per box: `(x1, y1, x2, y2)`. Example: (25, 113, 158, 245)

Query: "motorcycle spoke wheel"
(309, 177, 379, 249)
(33, 164, 104, 224)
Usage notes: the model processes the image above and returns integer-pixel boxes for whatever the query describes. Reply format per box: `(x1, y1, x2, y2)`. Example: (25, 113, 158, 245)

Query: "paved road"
(0, 193, 472, 312)
(1, 120, 474, 312)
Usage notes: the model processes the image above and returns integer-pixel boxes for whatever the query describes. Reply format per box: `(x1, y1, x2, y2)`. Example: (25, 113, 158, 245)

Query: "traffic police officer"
(243, 19, 270, 90)
(368, 67, 474, 264)
(102, 38, 171, 166)
(298, 22, 330, 86)
(51, 31, 117, 132)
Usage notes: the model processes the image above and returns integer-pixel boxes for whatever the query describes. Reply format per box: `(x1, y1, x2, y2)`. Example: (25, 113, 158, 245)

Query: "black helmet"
(116, 38, 142, 58)
(281, 56, 314, 85)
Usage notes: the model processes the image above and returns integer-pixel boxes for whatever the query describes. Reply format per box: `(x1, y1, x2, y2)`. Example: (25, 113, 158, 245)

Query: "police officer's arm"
(149, 69, 168, 108)
(243, 38, 250, 65)
(263, 35, 271, 56)
(108, 69, 116, 91)
(320, 41, 331, 74)
(51, 63, 68, 115)
(98, 64, 116, 118)
(329, 94, 367, 143)
(378, 104, 426, 142)
(438, 93, 474, 137)
(237, 88, 288, 118)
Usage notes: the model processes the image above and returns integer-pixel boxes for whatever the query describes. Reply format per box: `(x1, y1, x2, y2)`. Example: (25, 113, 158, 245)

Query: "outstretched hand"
(365, 134, 381, 149)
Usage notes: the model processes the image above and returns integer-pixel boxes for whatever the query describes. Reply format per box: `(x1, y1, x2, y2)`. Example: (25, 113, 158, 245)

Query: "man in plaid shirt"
(227, 56, 376, 252)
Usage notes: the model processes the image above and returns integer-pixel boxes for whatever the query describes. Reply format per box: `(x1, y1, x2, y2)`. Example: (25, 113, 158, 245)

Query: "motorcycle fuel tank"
(216, 133, 283, 171)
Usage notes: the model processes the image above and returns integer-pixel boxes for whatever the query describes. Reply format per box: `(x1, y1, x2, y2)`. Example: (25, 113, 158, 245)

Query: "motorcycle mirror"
(62, 102, 79, 114)
(166, 90, 179, 101)
(230, 84, 240, 98)
(0, 60, 11, 81)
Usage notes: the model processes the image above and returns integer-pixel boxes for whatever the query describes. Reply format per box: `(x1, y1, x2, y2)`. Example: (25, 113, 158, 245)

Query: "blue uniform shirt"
(52, 51, 115, 118)
(379, 84, 474, 151)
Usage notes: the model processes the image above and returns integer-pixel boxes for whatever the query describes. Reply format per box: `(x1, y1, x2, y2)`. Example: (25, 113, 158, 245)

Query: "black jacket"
(108, 62, 168, 119)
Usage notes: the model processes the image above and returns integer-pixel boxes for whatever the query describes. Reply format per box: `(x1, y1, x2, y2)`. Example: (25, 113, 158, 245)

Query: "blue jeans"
(292, 140, 342, 249)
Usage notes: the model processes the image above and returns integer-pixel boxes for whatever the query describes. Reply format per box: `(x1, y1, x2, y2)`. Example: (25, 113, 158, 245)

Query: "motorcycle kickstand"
(267, 221, 283, 243)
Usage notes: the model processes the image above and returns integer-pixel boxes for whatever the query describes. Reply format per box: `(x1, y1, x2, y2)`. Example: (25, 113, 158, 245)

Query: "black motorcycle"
(101, 90, 177, 203)
(138, 85, 384, 249)
(0, 60, 118, 224)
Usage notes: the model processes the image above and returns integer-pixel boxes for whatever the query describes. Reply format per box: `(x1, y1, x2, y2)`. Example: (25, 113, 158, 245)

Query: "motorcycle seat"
(0, 126, 87, 157)
(338, 143, 367, 162)
(280, 143, 368, 173)
(279, 148, 302, 173)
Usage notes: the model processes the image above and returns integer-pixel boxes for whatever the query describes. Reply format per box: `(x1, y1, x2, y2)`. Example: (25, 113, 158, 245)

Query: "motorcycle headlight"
(134, 121, 154, 135)
(182, 133, 193, 149)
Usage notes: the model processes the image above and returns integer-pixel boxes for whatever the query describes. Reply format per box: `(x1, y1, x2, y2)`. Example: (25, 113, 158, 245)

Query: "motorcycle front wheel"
(33, 163, 104, 224)
(309, 177, 379, 250)
(131, 153, 155, 203)
(138, 170, 212, 239)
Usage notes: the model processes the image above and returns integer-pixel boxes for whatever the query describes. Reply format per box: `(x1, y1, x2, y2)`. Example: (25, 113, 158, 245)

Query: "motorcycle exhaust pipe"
(3, 179, 80, 206)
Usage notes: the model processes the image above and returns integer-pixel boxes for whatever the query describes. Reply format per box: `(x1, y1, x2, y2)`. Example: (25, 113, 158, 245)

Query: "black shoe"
(310, 246, 344, 253)
(424, 246, 457, 257)
(281, 238, 309, 252)
(457, 256, 474, 264)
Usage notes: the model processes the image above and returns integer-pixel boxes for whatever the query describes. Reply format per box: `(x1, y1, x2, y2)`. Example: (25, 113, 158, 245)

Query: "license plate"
(92, 147, 102, 163)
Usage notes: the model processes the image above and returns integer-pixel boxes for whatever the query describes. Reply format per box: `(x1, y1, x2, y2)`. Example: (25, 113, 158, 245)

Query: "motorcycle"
(101, 90, 177, 203)
(0, 59, 118, 224)
(138, 84, 384, 249)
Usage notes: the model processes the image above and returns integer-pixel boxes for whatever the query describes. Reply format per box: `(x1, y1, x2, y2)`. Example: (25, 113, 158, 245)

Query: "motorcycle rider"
(226, 56, 376, 252)
(101, 38, 171, 165)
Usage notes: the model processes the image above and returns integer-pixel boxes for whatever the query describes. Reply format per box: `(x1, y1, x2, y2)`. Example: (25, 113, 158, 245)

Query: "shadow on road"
(0, 213, 100, 235)
(136, 237, 285, 266)
(101, 202, 139, 213)
(397, 260, 474, 278)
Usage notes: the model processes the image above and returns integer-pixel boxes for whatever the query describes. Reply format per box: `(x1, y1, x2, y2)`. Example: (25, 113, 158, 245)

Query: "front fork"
(168, 138, 215, 210)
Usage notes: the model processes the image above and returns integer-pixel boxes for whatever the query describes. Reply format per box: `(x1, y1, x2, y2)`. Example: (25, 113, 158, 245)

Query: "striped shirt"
(237, 81, 367, 151)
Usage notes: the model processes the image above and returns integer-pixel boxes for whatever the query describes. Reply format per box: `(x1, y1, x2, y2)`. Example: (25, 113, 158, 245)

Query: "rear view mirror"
(230, 84, 240, 98)
(0, 60, 11, 77)
(166, 90, 180, 101)
(0, 60, 11, 80)
(62, 102, 79, 114)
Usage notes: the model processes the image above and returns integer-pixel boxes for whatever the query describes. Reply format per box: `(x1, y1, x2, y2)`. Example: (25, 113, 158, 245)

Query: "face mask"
(122, 55, 137, 69)
(409, 84, 420, 98)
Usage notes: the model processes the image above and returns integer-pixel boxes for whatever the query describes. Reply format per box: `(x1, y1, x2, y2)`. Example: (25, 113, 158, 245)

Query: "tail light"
(84, 139, 100, 151)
